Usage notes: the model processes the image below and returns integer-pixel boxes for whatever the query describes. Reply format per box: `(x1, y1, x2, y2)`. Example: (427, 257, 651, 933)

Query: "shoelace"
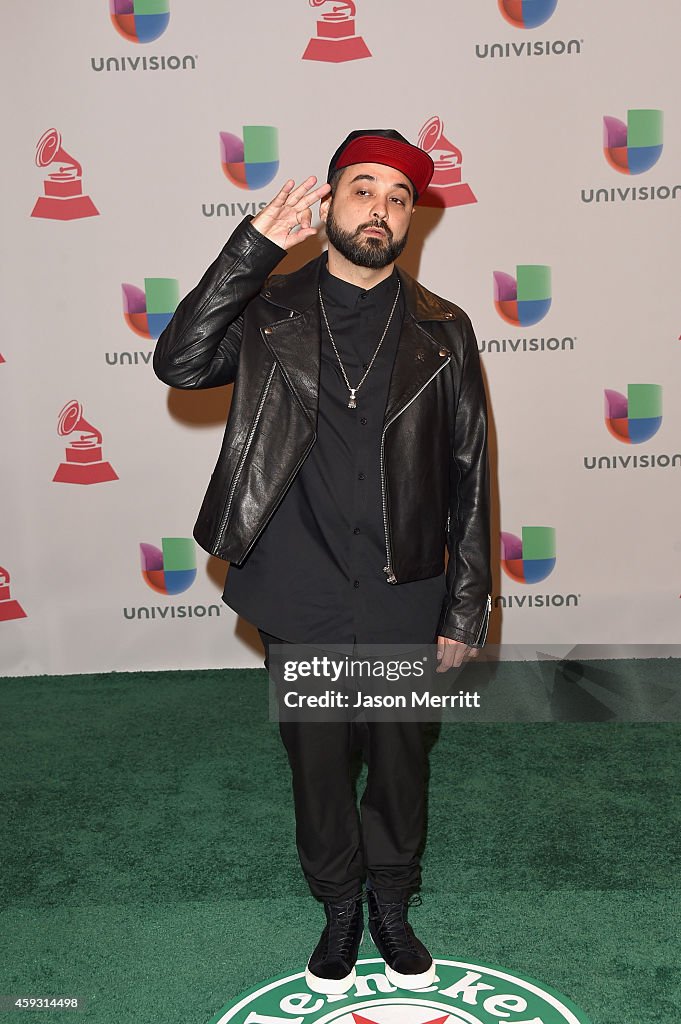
(372, 893, 422, 956)
(325, 893, 364, 959)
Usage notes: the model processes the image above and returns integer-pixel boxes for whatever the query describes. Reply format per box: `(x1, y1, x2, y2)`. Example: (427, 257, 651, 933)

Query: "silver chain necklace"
(318, 279, 401, 409)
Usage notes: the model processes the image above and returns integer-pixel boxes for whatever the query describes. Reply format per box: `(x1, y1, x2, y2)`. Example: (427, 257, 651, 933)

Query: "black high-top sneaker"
(305, 892, 364, 994)
(367, 890, 435, 990)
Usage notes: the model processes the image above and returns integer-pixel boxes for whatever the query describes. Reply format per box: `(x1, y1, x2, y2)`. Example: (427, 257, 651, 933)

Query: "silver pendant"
(348, 390, 357, 409)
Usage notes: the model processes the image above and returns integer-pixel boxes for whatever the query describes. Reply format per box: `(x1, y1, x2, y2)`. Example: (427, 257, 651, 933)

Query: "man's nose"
(370, 196, 389, 220)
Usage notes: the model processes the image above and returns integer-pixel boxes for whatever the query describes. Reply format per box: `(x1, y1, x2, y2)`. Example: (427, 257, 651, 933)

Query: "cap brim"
(332, 136, 434, 200)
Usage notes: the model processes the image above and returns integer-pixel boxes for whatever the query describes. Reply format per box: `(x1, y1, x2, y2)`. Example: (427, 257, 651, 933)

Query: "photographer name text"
(282, 689, 481, 709)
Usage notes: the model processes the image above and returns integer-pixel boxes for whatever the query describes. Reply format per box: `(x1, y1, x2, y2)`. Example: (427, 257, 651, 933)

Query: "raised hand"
(251, 176, 331, 250)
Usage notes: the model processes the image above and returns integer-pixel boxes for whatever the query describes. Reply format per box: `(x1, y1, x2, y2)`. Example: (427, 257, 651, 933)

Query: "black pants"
(259, 630, 429, 904)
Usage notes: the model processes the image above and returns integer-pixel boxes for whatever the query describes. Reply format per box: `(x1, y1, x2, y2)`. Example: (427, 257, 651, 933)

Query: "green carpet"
(1, 667, 679, 1023)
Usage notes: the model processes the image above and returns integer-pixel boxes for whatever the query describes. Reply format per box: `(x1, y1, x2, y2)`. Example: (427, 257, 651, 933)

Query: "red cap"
(328, 130, 434, 201)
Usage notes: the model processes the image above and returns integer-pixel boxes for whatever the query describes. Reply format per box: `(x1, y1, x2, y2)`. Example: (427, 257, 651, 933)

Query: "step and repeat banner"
(2, 1, 679, 676)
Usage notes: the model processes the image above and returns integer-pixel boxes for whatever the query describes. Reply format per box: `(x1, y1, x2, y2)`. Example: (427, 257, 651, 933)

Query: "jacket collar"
(260, 254, 455, 427)
(262, 253, 458, 323)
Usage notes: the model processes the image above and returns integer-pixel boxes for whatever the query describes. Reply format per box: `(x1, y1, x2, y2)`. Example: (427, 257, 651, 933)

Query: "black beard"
(325, 205, 409, 269)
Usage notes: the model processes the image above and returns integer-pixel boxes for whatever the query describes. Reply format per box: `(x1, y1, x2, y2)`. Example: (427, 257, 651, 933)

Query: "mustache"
(354, 219, 393, 240)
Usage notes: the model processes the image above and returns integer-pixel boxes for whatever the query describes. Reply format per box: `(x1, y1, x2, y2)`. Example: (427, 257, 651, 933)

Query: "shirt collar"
(320, 257, 399, 312)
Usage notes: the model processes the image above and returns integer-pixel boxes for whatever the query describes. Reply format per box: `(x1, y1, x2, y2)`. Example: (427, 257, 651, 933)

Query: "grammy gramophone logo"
(31, 129, 99, 221)
(302, 0, 371, 62)
(417, 116, 477, 209)
(0, 566, 26, 622)
(53, 401, 118, 485)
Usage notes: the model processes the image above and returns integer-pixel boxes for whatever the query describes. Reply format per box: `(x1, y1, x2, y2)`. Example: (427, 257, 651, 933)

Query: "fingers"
(252, 176, 332, 249)
(267, 179, 296, 208)
(283, 224, 318, 249)
(435, 637, 474, 672)
(274, 177, 331, 212)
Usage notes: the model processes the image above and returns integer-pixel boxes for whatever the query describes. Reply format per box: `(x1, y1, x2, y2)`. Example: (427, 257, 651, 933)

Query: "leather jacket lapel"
(384, 314, 450, 425)
(260, 255, 323, 427)
(261, 306, 321, 427)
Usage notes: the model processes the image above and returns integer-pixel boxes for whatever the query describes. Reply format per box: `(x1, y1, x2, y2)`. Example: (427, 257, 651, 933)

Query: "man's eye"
(391, 197, 405, 205)
(356, 189, 371, 196)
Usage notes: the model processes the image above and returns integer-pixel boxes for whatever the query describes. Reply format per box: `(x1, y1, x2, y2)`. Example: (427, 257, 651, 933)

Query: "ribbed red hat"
(328, 129, 434, 202)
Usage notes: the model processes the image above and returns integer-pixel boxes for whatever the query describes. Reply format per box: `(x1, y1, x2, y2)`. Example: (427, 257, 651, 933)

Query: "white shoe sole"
(385, 961, 436, 990)
(305, 964, 357, 994)
(369, 932, 436, 990)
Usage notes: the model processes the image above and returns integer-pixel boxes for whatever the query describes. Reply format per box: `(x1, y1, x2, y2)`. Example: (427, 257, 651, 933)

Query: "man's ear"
(319, 193, 332, 223)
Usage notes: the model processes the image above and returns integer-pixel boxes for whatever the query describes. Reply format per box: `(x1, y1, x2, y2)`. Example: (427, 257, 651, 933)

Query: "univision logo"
(205, 958, 592, 1024)
(501, 526, 556, 584)
(91, 0, 197, 72)
(220, 126, 279, 190)
(581, 108, 680, 204)
(479, 264, 576, 355)
(122, 278, 178, 338)
(604, 109, 663, 175)
(125, 538, 222, 618)
(476, 0, 581, 59)
(605, 383, 662, 444)
(106, 277, 179, 366)
(494, 265, 551, 326)
(110, 0, 170, 43)
(584, 384, 681, 471)
(499, 0, 558, 29)
(140, 538, 196, 595)
(203, 126, 279, 218)
(497, 527, 578, 609)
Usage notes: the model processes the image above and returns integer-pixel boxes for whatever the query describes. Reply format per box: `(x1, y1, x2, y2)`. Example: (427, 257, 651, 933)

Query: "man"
(153, 130, 491, 995)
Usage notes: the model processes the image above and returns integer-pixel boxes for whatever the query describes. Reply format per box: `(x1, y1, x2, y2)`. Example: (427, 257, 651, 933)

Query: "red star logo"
(353, 1016, 449, 1024)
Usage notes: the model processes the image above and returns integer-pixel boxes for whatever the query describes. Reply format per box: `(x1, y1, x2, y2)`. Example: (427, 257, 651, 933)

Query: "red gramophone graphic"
(302, 0, 371, 62)
(0, 566, 27, 622)
(417, 116, 477, 209)
(31, 129, 99, 221)
(53, 401, 118, 485)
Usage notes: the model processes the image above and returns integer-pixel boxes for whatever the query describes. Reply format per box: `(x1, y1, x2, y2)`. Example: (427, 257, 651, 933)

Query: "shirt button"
(358, 472, 365, 481)
(360, 417, 367, 425)
(353, 527, 361, 535)
(362, 363, 369, 370)
(353, 580, 360, 588)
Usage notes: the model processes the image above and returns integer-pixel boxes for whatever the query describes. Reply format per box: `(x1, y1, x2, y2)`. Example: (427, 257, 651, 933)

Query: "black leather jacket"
(153, 217, 491, 646)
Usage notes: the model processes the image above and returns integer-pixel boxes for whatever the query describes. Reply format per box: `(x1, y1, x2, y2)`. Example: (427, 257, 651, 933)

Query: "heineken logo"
(208, 958, 591, 1024)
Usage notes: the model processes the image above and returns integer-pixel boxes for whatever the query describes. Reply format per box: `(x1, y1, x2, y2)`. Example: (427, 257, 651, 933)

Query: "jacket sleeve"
(438, 313, 492, 647)
(153, 216, 286, 390)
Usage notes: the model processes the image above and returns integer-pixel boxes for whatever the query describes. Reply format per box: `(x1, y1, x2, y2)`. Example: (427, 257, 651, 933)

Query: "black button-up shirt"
(222, 261, 446, 644)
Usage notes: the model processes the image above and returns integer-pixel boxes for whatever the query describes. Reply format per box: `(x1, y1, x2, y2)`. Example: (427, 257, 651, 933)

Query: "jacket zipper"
(380, 355, 451, 583)
(236, 434, 316, 562)
(474, 595, 492, 647)
(217, 361, 276, 547)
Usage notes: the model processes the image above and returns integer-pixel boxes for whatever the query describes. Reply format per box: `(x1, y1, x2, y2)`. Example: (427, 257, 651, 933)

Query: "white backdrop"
(2, 1, 679, 676)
